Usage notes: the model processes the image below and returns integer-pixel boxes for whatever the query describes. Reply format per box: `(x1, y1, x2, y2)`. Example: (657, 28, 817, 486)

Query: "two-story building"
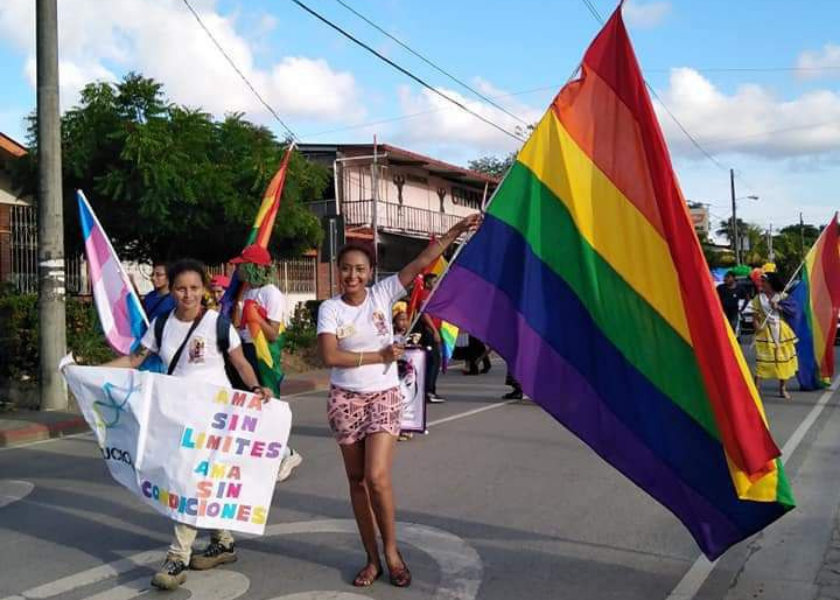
(0, 132, 31, 291)
(299, 143, 498, 299)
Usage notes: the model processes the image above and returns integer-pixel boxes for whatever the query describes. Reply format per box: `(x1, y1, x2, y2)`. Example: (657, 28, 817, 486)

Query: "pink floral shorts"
(327, 385, 402, 445)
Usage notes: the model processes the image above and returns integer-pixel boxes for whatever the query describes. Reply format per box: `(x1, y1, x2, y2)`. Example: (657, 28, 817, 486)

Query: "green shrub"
(284, 302, 316, 355)
(0, 291, 114, 381)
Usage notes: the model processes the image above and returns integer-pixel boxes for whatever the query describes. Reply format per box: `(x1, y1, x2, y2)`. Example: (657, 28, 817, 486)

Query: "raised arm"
(398, 214, 482, 289)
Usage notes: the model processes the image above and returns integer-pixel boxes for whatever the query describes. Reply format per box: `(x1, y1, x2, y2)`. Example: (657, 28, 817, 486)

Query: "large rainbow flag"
(790, 215, 840, 391)
(77, 190, 148, 355)
(426, 7, 793, 559)
(222, 145, 293, 395)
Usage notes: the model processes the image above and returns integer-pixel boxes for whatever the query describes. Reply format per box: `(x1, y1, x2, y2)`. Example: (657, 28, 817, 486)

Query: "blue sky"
(1, 0, 839, 232)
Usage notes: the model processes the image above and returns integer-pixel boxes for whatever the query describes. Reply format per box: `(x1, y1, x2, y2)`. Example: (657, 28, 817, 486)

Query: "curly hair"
(337, 242, 376, 267)
(238, 262, 276, 287)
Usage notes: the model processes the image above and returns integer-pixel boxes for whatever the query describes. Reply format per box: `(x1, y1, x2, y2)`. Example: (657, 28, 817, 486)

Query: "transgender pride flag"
(77, 190, 148, 355)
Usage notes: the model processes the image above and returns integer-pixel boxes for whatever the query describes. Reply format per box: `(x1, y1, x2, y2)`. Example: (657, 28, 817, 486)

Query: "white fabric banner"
(62, 365, 292, 534)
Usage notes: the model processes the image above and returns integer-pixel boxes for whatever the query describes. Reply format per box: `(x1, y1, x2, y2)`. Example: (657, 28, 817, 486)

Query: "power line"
(290, 0, 525, 143)
(701, 119, 840, 147)
(180, 0, 298, 141)
(578, 0, 732, 173)
(332, 0, 529, 127)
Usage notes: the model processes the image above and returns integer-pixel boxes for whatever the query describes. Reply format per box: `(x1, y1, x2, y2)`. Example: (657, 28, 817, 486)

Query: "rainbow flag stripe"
(427, 8, 792, 559)
(790, 216, 840, 390)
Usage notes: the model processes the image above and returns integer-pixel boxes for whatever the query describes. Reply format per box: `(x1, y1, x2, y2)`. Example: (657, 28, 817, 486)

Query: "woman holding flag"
(317, 213, 480, 589)
(752, 272, 799, 399)
(100, 259, 272, 590)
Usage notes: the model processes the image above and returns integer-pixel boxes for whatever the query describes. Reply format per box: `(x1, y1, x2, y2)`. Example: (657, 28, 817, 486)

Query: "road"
(1, 354, 839, 600)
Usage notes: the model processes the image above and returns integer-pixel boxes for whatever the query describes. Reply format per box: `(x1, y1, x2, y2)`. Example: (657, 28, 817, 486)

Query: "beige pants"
(168, 523, 234, 563)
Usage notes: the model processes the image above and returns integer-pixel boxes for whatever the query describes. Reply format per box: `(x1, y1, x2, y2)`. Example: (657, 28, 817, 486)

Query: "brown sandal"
(353, 563, 382, 587)
(388, 552, 412, 588)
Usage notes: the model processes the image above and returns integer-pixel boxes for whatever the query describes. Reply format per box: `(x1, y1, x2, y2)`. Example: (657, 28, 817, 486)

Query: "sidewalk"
(0, 368, 331, 449)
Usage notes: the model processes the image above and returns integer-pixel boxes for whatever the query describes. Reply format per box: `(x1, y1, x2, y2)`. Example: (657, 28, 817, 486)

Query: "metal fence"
(8, 204, 316, 296)
(342, 199, 461, 238)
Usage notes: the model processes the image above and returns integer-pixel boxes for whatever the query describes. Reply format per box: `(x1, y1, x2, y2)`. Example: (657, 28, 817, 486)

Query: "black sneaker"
(190, 541, 237, 571)
(427, 393, 446, 404)
(151, 558, 188, 590)
(502, 390, 523, 400)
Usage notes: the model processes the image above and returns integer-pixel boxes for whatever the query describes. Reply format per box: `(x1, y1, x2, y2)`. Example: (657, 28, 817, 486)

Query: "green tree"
(772, 223, 820, 281)
(13, 73, 327, 263)
(467, 155, 514, 178)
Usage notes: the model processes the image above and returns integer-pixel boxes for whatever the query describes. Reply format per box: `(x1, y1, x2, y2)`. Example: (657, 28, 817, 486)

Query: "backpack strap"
(216, 313, 231, 354)
(166, 311, 206, 376)
(154, 310, 171, 352)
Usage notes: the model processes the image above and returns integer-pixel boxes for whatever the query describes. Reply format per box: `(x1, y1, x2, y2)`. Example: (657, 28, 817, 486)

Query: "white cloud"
(0, 0, 363, 123)
(622, 0, 671, 29)
(394, 80, 543, 155)
(653, 67, 840, 159)
(796, 43, 840, 79)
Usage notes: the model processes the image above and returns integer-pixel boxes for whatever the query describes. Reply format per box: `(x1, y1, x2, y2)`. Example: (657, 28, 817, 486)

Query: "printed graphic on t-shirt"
(188, 337, 206, 364)
(336, 324, 356, 340)
(372, 310, 389, 337)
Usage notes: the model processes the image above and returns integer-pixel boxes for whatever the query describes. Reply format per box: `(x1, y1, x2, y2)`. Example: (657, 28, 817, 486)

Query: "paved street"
(2, 355, 840, 600)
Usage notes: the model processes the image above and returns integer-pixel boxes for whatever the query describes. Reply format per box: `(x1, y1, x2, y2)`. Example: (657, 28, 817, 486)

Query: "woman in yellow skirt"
(752, 272, 798, 399)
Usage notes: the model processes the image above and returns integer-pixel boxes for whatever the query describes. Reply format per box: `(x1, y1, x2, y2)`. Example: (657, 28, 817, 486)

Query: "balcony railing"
(341, 200, 462, 238)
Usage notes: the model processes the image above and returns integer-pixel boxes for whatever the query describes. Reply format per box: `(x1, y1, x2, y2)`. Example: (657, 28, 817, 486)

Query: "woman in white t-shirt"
(103, 259, 271, 591)
(317, 214, 481, 589)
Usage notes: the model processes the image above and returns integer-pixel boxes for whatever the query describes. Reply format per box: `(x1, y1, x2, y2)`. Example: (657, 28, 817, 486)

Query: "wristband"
(357, 352, 364, 368)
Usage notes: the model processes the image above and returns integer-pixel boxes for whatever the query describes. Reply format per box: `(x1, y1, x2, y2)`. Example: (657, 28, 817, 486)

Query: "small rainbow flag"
(426, 6, 792, 559)
(790, 215, 840, 390)
(77, 190, 148, 355)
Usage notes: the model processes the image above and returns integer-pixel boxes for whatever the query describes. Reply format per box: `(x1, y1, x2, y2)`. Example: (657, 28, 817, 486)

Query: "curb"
(0, 416, 90, 448)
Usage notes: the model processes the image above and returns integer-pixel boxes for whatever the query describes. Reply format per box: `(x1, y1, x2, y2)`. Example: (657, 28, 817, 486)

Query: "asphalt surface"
(1, 352, 839, 600)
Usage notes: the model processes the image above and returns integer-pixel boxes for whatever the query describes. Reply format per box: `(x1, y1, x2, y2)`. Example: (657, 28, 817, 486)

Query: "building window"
(451, 186, 483, 209)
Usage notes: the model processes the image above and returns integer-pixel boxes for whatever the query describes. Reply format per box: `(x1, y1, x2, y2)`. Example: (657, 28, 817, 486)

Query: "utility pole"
(768, 223, 774, 262)
(36, 0, 67, 410)
(730, 168, 740, 265)
(371, 135, 379, 283)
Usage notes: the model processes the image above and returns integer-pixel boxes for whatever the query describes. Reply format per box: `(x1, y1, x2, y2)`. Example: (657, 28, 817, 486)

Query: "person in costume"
(317, 214, 481, 589)
(229, 244, 303, 482)
(752, 272, 798, 399)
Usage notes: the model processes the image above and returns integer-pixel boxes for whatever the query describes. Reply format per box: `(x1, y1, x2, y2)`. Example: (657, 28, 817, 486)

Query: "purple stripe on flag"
(427, 265, 744, 557)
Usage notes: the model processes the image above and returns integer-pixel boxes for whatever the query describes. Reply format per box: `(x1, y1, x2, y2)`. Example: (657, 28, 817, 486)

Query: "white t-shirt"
(141, 311, 242, 387)
(240, 284, 286, 344)
(317, 275, 406, 392)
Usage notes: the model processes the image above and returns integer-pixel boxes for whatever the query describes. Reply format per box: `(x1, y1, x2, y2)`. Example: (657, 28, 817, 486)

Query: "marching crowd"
(86, 213, 482, 591)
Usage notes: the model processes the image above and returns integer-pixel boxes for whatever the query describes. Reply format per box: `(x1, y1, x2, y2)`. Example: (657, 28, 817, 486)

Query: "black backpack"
(153, 310, 243, 387)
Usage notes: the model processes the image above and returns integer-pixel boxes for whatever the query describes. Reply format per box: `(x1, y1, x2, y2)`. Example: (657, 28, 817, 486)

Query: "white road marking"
(3, 550, 164, 600)
(665, 375, 840, 600)
(0, 431, 94, 453)
(428, 400, 516, 427)
(0, 480, 34, 509)
(266, 593, 372, 600)
(4, 520, 482, 600)
(262, 520, 483, 600)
